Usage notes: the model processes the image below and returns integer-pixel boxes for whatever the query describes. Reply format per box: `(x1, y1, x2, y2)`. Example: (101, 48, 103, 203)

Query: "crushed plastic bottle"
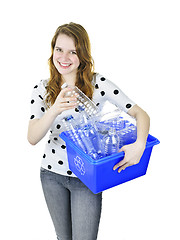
(120, 124, 137, 146)
(61, 83, 98, 117)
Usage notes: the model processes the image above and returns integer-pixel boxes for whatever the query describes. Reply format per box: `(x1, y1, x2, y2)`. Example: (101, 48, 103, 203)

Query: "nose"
(60, 52, 69, 62)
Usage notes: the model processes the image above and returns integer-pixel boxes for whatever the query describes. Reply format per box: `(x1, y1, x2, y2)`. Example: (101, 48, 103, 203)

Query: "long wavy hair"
(45, 22, 95, 107)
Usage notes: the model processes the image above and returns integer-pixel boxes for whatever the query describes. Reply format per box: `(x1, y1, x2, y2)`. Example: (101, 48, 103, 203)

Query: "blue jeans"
(40, 168, 102, 240)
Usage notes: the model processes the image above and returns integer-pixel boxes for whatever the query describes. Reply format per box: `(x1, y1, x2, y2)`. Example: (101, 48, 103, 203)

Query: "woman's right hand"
(50, 87, 78, 117)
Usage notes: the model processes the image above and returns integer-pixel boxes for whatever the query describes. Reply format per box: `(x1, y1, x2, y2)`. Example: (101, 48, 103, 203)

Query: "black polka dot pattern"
(58, 160, 63, 165)
(94, 75, 135, 114)
(100, 91, 105, 96)
(39, 95, 43, 100)
(95, 84, 99, 89)
(114, 89, 119, 95)
(56, 124, 61, 129)
(30, 82, 47, 120)
(126, 103, 132, 109)
(30, 76, 134, 177)
(67, 170, 72, 175)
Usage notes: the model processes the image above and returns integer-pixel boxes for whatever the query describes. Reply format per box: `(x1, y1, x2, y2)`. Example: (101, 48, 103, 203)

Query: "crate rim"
(60, 132, 160, 165)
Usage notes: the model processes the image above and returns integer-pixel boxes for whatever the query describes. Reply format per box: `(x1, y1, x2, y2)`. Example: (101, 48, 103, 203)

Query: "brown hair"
(45, 22, 95, 107)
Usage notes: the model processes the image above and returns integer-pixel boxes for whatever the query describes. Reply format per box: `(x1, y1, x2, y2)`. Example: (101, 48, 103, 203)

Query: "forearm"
(136, 110, 150, 147)
(27, 108, 57, 145)
(128, 105, 150, 148)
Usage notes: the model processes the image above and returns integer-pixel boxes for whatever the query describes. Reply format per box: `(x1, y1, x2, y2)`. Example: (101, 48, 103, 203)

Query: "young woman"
(27, 22, 150, 240)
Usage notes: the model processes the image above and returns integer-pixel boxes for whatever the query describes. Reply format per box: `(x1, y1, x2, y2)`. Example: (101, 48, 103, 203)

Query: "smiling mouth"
(58, 62, 72, 69)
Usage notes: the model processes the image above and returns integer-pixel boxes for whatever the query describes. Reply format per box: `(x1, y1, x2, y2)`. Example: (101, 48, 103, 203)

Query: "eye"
(70, 51, 77, 55)
(55, 47, 62, 52)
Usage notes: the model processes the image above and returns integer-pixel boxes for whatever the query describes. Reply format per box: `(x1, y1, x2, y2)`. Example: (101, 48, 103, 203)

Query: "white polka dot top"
(30, 73, 136, 177)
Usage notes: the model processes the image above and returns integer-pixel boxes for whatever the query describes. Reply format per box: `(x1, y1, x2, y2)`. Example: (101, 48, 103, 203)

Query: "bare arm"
(27, 88, 77, 145)
(113, 104, 150, 173)
(27, 108, 57, 145)
(128, 104, 150, 148)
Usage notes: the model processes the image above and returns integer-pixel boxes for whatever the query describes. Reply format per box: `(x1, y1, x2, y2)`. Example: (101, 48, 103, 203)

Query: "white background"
(0, 0, 179, 239)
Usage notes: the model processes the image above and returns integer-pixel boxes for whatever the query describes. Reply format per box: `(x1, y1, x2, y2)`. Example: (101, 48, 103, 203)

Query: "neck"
(61, 73, 77, 86)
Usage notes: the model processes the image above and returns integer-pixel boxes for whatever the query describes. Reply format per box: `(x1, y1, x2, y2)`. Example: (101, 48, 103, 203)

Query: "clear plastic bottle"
(78, 124, 102, 160)
(129, 124, 137, 143)
(61, 83, 98, 117)
(76, 105, 104, 159)
(114, 117, 125, 149)
(120, 122, 137, 146)
(63, 115, 87, 153)
(125, 124, 137, 145)
(76, 105, 90, 125)
(103, 127, 119, 156)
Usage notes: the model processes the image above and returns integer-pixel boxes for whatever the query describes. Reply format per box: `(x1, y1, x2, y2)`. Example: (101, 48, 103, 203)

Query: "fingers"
(113, 158, 126, 171)
(113, 142, 143, 173)
(113, 160, 130, 173)
(59, 96, 77, 104)
(113, 146, 130, 173)
(57, 98, 77, 110)
(59, 87, 72, 97)
(113, 156, 138, 173)
(59, 87, 78, 98)
(56, 88, 77, 105)
(117, 163, 130, 173)
(52, 89, 78, 115)
(57, 88, 78, 105)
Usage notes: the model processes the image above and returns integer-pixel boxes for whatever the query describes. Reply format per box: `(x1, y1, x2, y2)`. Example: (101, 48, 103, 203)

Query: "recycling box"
(60, 132, 160, 194)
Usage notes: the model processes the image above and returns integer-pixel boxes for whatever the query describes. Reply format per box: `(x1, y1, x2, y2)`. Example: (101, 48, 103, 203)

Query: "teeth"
(60, 63, 71, 67)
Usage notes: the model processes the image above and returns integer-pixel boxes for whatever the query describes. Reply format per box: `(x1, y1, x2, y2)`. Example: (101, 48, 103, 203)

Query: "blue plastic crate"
(60, 133, 160, 194)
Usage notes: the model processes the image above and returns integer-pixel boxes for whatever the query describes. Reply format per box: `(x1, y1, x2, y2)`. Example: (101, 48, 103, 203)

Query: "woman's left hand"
(113, 141, 146, 173)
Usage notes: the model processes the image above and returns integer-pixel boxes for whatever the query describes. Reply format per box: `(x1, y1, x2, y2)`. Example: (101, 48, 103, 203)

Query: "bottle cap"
(65, 115, 74, 121)
(61, 82, 68, 89)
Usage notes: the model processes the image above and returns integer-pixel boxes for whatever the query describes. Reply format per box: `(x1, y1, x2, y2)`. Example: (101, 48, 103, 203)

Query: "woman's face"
(53, 34, 80, 80)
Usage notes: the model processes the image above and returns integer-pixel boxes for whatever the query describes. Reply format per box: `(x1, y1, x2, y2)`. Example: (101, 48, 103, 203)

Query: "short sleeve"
(30, 80, 47, 120)
(95, 74, 136, 113)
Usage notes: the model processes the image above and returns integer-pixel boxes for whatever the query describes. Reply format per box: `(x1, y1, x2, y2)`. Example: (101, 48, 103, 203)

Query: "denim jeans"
(40, 168, 102, 240)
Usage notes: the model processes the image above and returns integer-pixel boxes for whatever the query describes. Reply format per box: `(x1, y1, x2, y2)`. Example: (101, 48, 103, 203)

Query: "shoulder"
(94, 73, 107, 82)
(94, 73, 114, 84)
(93, 73, 116, 90)
(32, 79, 49, 95)
(93, 73, 107, 87)
(33, 79, 48, 90)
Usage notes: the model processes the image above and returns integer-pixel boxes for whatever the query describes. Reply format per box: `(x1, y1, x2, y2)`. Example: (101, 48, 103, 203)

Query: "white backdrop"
(0, 0, 179, 239)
